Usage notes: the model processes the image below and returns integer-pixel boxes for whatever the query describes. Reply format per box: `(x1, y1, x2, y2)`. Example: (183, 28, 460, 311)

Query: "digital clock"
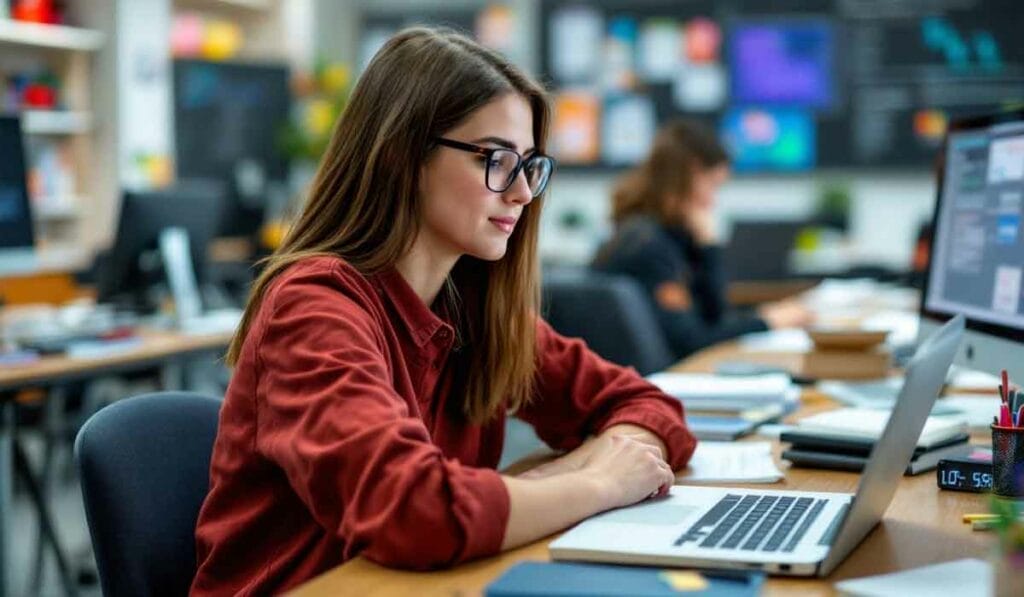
(937, 457, 993, 493)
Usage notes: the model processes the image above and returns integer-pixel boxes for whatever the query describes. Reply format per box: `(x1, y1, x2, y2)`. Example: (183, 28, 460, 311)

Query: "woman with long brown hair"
(190, 28, 696, 595)
(593, 119, 813, 359)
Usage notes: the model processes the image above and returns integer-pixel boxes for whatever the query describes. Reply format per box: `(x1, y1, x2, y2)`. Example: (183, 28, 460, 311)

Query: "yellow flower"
(305, 99, 334, 136)
(321, 64, 350, 95)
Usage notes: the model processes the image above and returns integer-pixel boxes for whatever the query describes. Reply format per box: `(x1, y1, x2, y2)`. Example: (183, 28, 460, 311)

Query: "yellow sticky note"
(658, 570, 709, 592)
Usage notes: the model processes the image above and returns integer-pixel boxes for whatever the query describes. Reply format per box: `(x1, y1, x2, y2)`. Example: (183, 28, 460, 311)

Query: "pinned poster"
(602, 16, 638, 92)
(638, 18, 680, 82)
(551, 91, 601, 164)
(602, 94, 655, 166)
(550, 5, 603, 83)
(673, 63, 727, 111)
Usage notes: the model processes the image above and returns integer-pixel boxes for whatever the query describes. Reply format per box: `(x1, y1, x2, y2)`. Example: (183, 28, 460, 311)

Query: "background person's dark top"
(592, 214, 768, 359)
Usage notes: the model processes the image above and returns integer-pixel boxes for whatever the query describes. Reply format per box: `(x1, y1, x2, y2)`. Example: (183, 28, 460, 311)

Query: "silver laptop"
(550, 314, 965, 576)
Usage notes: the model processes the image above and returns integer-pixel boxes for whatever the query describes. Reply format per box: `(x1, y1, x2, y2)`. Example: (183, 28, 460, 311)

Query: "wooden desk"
(289, 344, 993, 597)
(0, 327, 233, 597)
(0, 328, 233, 392)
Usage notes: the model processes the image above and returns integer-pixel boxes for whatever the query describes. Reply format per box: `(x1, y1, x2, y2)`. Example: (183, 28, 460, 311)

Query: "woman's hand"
(518, 424, 668, 480)
(679, 204, 718, 246)
(580, 434, 676, 509)
(758, 298, 815, 329)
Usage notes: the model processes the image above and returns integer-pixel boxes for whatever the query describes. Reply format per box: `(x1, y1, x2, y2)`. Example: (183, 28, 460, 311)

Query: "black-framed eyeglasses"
(433, 137, 555, 197)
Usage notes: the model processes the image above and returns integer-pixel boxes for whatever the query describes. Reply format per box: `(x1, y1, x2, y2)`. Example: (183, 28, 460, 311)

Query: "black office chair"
(542, 268, 674, 376)
(75, 392, 221, 597)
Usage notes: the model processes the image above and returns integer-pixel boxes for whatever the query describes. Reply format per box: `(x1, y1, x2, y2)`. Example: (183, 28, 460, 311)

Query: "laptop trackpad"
(599, 501, 701, 525)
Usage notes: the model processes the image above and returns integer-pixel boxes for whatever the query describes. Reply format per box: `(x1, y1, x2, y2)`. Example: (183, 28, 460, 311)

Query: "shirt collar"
(373, 268, 452, 348)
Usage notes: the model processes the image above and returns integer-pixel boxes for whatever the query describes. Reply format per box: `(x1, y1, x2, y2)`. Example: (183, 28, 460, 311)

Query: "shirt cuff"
(596, 401, 698, 471)
(449, 466, 510, 562)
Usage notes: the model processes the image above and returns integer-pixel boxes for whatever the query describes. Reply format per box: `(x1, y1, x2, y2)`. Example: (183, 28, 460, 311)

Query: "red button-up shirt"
(191, 256, 696, 595)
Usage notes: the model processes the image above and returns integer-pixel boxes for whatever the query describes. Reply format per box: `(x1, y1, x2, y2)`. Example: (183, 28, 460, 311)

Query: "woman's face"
(418, 92, 535, 262)
(689, 163, 730, 211)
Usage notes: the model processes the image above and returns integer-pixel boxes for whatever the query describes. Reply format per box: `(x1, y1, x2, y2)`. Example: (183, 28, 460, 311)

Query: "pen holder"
(991, 425, 1024, 498)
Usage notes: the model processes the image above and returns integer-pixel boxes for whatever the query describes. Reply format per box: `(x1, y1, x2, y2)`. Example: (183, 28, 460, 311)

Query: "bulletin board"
(539, 0, 1024, 172)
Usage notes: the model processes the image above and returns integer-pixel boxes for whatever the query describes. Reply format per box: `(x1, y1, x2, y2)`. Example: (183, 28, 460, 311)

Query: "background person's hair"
(610, 119, 729, 226)
(227, 26, 551, 423)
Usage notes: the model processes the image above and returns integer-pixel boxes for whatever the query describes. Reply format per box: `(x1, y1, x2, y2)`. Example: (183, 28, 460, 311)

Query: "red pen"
(1000, 403, 1011, 427)
(1002, 370, 1010, 403)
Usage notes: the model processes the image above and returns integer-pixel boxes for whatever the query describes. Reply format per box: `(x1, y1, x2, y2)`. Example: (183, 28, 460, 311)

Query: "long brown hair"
(226, 27, 550, 423)
(610, 119, 728, 225)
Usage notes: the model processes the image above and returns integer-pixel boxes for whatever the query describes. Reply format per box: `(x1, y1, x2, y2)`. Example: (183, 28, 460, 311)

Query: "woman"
(592, 119, 813, 359)
(191, 28, 696, 595)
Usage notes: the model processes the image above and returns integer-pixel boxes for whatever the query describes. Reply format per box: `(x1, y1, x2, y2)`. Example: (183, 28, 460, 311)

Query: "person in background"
(190, 28, 696, 595)
(592, 119, 813, 359)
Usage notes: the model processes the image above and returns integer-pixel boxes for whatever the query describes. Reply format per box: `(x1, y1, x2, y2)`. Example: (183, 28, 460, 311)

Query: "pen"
(963, 513, 999, 522)
(1017, 405, 1024, 429)
(1003, 370, 1010, 403)
(1000, 403, 1011, 427)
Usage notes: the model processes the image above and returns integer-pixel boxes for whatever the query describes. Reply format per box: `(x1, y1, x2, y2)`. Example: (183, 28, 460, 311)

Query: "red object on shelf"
(12, 0, 60, 25)
(22, 83, 57, 108)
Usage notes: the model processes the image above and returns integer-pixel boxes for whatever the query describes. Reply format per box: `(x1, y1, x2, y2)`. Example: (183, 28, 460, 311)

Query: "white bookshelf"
(22, 110, 93, 135)
(0, 19, 104, 51)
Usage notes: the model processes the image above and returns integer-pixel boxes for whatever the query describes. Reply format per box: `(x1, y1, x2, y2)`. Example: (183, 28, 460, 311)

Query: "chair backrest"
(75, 392, 221, 597)
(542, 268, 674, 375)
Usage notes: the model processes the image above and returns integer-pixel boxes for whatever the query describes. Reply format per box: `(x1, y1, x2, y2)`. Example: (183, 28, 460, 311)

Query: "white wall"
(540, 171, 938, 269)
(321, 0, 941, 271)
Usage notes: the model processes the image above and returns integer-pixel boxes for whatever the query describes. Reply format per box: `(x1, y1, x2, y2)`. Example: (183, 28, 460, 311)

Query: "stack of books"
(646, 373, 798, 441)
(781, 408, 972, 475)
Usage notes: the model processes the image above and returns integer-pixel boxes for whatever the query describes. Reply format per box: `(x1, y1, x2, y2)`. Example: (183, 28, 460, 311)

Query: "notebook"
(646, 373, 797, 411)
(484, 561, 764, 596)
(675, 442, 784, 484)
(782, 439, 972, 475)
(790, 408, 968, 446)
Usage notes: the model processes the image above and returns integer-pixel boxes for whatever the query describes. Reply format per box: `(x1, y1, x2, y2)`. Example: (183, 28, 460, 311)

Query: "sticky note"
(658, 570, 709, 591)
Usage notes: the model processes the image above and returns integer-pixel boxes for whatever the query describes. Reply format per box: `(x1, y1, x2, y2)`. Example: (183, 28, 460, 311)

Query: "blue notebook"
(484, 561, 764, 596)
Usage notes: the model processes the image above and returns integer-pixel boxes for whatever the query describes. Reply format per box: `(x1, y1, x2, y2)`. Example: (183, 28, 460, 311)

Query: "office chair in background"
(542, 268, 674, 376)
(75, 392, 221, 597)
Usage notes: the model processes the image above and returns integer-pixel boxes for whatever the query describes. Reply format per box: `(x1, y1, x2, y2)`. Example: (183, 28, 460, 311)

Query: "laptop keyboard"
(674, 494, 829, 553)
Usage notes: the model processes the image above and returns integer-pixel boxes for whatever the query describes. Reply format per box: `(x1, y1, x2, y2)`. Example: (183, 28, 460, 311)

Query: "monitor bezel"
(919, 108, 1024, 344)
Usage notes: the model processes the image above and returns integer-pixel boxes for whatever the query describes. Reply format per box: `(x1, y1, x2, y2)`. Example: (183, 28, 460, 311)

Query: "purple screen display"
(730, 22, 835, 108)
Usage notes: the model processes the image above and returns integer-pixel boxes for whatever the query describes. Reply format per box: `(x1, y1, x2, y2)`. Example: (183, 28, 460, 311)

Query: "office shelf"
(0, 19, 104, 51)
(22, 110, 93, 135)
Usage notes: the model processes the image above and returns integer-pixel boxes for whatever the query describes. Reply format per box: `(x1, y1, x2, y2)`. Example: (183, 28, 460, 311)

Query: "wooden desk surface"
(289, 343, 994, 597)
(0, 328, 233, 392)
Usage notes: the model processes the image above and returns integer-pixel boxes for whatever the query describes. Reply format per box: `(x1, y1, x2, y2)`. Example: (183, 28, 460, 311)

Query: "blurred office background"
(1, 0, 1022, 595)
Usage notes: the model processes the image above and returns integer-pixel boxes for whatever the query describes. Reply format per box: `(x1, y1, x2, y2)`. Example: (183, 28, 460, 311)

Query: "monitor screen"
(925, 115, 1024, 338)
(728, 19, 836, 109)
(0, 116, 34, 251)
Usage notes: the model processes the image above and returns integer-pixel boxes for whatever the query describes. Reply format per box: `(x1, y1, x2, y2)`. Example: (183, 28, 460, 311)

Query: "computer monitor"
(919, 109, 1024, 382)
(173, 59, 290, 238)
(97, 180, 226, 313)
(0, 115, 36, 275)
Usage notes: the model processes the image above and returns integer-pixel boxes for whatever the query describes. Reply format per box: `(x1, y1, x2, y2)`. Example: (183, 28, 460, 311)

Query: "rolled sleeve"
(519, 318, 697, 470)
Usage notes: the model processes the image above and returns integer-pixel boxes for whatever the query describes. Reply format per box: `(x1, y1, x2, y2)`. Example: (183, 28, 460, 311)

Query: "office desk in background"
(289, 341, 993, 597)
(0, 328, 233, 597)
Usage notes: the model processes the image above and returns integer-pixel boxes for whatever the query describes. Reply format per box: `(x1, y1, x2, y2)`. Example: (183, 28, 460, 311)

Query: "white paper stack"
(646, 372, 798, 412)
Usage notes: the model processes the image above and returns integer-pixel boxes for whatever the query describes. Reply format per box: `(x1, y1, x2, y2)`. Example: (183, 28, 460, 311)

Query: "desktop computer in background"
(919, 109, 1024, 382)
(0, 115, 37, 276)
(96, 180, 227, 315)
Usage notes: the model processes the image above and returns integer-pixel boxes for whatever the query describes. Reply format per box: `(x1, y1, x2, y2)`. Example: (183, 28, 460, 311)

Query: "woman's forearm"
(499, 472, 608, 550)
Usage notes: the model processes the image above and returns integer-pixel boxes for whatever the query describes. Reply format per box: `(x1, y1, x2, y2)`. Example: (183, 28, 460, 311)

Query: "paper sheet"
(676, 441, 783, 484)
(835, 558, 990, 597)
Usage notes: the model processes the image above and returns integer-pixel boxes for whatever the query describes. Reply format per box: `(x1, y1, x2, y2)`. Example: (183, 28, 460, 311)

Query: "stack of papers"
(646, 372, 797, 412)
(793, 408, 968, 447)
(676, 442, 783, 484)
(835, 558, 991, 597)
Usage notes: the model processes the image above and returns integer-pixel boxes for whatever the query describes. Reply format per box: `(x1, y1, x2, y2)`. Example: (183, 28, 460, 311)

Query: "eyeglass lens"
(486, 149, 553, 196)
